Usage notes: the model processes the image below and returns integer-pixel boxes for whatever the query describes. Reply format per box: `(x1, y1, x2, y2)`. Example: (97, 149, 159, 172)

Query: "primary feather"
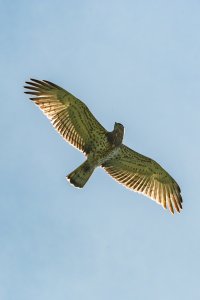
(102, 145, 182, 214)
(24, 79, 106, 155)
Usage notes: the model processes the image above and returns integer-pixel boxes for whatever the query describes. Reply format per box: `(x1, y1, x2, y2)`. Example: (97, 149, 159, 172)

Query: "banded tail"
(67, 161, 95, 188)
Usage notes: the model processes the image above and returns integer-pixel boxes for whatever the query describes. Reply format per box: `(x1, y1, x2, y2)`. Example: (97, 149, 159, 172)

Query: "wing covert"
(102, 144, 182, 214)
(24, 79, 106, 154)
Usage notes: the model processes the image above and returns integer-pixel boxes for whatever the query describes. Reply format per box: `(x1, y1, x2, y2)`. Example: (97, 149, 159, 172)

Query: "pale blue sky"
(1, 1, 200, 299)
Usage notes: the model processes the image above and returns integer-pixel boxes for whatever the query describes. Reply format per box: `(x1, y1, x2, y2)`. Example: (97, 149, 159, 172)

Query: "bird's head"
(114, 122, 124, 132)
(113, 122, 124, 146)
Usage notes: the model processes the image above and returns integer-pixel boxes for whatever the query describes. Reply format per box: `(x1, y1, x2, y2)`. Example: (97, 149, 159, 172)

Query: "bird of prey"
(24, 79, 182, 214)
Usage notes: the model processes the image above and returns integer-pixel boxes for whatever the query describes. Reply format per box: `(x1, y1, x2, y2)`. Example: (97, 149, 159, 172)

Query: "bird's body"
(24, 79, 183, 214)
(67, 122, 124, 188)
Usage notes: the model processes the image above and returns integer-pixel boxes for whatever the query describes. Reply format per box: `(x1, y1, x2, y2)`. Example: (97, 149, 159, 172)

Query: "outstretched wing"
(102, 145, 182, 214)
(24, 79, 107, 154)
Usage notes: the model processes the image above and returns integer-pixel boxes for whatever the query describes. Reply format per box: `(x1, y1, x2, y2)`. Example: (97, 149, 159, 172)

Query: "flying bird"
(24, 79, 182, 214)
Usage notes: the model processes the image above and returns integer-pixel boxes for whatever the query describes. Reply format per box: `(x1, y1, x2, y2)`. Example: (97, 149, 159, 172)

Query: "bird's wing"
(24, 79, 106, 154)
(102, 144, 182, 214)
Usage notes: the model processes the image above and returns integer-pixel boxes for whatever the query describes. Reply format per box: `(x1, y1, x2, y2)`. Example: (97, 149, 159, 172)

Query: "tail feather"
(67, 161, 95, 188)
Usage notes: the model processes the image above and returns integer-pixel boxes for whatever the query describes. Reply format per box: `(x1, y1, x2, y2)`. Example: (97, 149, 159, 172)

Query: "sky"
(1, 1, 200, 299)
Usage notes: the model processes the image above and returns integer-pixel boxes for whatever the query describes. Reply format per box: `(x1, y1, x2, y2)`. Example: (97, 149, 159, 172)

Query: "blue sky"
(1, 1, 200, 299)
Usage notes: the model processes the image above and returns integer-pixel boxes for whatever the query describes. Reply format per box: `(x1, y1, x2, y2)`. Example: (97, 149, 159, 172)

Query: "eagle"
(24, 79, 182, 214)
